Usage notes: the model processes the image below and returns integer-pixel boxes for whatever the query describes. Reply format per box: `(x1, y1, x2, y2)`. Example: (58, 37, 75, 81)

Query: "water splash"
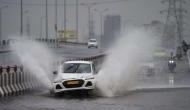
(96, 28, 159, 97)
(10, 36, 54, 89)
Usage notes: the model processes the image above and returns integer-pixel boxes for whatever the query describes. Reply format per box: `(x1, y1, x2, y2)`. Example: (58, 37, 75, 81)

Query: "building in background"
(103, 15, 121, 48)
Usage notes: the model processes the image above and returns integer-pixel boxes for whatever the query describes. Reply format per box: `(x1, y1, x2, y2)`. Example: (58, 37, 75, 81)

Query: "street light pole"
(76, 0, 78, 42)
(55, 0, 58, 39)
(21, 0, 23, 35)
(0, 5, 8, 41)
(87, 6, 91, 39)
(64, 0, 66, 40)
(45, 0, 48, 39)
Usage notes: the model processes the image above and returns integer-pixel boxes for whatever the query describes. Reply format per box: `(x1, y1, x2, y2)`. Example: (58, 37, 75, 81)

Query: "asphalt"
(1, 88, 190, 110)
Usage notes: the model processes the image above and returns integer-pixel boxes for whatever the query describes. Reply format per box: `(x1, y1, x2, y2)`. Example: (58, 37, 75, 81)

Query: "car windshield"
(63, 63, 91, 73)
(90, 39, 96, 42)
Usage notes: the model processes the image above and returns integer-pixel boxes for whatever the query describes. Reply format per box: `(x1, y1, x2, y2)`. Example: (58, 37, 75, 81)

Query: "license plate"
(67, 81, 79, 85)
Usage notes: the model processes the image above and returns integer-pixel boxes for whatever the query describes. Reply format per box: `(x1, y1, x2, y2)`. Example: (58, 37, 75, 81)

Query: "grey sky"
(0, 0, 190, 41)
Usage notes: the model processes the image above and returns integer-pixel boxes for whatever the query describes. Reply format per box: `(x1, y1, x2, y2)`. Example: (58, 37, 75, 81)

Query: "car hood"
(54, 73, 94, 82)
(88, 42, 97, 44)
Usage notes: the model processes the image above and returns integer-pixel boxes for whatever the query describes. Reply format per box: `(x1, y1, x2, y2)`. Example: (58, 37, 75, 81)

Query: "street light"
(94, 8, 108, 48)
(46, 0, 48, 39)
(76, 0, 78, 42)
(55, 0, 58, 39)
(21, 0, 23, 35)
(0, 5, 8, 41)
(64, 0, 66, 40)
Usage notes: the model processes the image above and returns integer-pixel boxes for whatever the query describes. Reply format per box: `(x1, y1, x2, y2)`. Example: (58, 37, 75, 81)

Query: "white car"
(88, 39, 98, 48)
(51, 61, 97, 95)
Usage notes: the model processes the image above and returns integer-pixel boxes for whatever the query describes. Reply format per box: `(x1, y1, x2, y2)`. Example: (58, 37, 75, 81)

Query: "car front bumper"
(88, 44, 98, 47)
(52, 79, 95, 93)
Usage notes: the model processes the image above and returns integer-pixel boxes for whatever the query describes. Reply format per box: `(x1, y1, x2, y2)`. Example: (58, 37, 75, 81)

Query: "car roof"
(64, 60, 92, 64)
(89, 39, 96, 40)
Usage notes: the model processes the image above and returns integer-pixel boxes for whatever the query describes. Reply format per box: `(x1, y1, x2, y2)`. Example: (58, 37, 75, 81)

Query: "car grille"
(62, 80, 84, 88)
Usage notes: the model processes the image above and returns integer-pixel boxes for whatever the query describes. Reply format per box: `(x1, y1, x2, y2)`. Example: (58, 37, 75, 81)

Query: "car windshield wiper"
(65, 65, 76, 73)
(74, 64, 80, 73)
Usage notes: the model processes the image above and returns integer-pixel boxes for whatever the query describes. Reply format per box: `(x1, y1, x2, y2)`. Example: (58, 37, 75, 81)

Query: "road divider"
(0, 65, 42, 97)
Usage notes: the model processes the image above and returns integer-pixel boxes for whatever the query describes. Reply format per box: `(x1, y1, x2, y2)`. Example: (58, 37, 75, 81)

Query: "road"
(0, 88, 190, 110)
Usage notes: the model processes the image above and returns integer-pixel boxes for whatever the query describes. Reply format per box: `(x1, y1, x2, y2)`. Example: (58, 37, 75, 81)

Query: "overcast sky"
(0, 0, 190, 41)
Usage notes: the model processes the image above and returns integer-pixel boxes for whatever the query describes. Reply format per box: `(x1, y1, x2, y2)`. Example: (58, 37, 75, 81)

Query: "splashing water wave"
(96, 28, 159, 97)
(10, 37, 54, 89)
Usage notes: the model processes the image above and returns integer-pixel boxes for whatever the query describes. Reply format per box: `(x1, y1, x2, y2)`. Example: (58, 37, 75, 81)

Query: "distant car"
(50, 61, 97, 95)
(88, 39, 98, 48)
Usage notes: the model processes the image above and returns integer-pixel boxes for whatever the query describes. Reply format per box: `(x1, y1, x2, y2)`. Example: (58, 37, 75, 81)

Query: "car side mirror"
(53, 71, 58, 75)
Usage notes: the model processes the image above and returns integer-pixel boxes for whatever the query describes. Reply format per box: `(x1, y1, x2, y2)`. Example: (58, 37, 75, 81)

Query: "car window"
(90, 39, 96, 42)
(63, 63, 91, 73)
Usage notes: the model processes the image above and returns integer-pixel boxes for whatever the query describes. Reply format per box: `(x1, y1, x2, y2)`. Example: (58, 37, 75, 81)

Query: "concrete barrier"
(23, 71, 30, 91)
(19, 66, 27, 92)
(26, 71, 33, 90)
(11, 66, 20, 95)
(0, 65, 43, 97)
(7, 66, 17, 95)
(3, 67, 12, 96)
(0, 66, 4, 97)
(15, 66, 23, 95)
(1, 68, 8, 97)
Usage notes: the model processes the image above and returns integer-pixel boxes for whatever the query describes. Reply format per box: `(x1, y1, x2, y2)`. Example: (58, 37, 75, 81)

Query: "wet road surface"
(1, 88, 190, 110)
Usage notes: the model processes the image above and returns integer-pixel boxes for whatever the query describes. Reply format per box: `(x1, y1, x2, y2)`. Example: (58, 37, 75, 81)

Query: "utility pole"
(64, 0, 66, 40)
(161, 0, 187, 46)
(76, 0, 78, 42)
(0, 5, 8, 41)
(46, 0, 48, 39)
(21, 0, 23, 35)
(55, 0, 58, 38)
